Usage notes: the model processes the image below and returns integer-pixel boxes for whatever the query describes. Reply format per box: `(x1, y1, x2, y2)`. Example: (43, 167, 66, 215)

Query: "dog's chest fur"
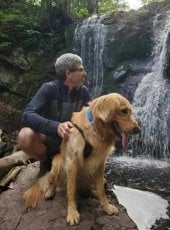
(70, 144, 115, 180)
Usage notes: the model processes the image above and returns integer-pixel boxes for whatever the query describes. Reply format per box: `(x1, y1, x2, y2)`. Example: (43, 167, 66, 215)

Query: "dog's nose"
(133, 126, 141, 134)
(137, 119, 141, 127)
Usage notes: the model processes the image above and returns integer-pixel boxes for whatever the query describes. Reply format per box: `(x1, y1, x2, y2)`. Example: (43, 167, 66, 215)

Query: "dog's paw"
(104, 204, 118, 215)
(66, 210, 80, 225)
(44, 188, 56, 200)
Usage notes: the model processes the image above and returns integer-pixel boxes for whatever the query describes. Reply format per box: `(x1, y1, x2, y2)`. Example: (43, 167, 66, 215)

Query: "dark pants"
(43, 135, 62, 159)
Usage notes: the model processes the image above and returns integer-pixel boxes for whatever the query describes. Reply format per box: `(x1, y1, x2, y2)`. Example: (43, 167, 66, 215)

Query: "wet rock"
(0, 162, 138, 230)
(106, 158, 170, 229)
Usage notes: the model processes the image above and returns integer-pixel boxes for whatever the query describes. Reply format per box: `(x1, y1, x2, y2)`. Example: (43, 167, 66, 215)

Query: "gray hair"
(55, 53, 82, 82)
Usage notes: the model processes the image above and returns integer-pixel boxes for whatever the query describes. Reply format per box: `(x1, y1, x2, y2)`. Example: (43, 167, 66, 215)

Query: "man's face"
(69, 64, 87, 88)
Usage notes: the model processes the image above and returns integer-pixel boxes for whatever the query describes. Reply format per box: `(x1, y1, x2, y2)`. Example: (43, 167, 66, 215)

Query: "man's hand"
(57, 121, 73, 140)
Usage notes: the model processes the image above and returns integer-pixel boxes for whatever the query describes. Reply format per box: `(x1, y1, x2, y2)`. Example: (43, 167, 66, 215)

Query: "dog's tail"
(23, 154, 62, 208)
(23, 174, 47, 208)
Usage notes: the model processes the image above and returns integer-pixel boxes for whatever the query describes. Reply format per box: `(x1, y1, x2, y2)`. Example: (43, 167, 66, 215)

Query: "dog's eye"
(121, 108, 128, 114)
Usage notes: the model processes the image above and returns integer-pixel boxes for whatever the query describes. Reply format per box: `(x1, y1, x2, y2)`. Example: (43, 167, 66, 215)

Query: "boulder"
(0, 162, 138, 230)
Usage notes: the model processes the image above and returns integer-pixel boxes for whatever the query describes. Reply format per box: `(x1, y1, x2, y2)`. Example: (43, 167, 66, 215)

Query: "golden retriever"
(23, 93, 140, 225)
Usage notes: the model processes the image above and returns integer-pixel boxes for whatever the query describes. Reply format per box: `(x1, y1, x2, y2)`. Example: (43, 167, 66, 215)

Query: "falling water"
(132, 11, 170, 159)
(74, 15, 107, 98)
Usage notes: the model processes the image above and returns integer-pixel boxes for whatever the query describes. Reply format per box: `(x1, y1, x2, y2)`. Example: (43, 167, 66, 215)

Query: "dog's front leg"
(66, 160, 80, 225)
(95, 163, 118, 215)
(44, 154, 62, 199)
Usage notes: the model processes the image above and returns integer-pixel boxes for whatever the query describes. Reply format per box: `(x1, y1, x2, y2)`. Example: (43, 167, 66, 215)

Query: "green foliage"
(0, 0, 130, 55)
(0, 2, 39, 50)
(98, 0, 128, 14)
(68, 0, 128, 17)
(0, 0, 69, 55)
(0, 42, 11, 49)
(70, 0, 89, 17)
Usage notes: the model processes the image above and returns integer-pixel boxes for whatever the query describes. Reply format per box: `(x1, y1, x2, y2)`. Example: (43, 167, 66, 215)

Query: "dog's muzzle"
(110, 121, 140, 151)
(110, 122, 128, 151)
(133, 126, 141, 134)
(110, 122, 122, 139)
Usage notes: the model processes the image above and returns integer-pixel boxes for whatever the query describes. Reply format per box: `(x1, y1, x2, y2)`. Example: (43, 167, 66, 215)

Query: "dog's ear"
(91, 96, 119, 122)
(94, 117, 114, 142)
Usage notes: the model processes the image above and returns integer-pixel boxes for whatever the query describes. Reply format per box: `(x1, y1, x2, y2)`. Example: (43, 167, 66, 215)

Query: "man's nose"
(83, 71, 87, 78)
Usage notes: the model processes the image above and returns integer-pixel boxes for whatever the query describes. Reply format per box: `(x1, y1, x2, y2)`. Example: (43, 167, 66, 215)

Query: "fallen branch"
(0, 150, 32, 179)
(0, 166, 23, 190)
(0, 150, 31, 168)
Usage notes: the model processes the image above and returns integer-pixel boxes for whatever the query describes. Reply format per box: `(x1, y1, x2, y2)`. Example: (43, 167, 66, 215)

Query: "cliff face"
(101, 0, 170, 97)
(0, 49, 56, 131)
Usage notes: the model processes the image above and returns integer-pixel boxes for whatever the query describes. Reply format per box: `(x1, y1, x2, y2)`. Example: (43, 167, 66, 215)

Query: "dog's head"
(90, 93, 140, 149)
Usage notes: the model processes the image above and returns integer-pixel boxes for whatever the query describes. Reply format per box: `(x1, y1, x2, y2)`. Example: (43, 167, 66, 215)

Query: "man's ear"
(65, 69, 71, 76)
(65, 69, 71, 75)
(65, 70, 72, 81)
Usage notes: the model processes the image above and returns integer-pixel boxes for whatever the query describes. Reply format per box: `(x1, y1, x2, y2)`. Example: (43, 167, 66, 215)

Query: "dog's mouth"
(110, 122, 128, 151)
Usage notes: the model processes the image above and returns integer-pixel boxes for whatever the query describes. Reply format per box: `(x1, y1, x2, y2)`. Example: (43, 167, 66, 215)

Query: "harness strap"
(72, 123, 93, 158)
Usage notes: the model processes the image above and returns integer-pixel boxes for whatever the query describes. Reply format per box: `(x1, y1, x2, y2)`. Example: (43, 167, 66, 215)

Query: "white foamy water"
(108, 156, 170, 169)
(74, 15, 107, 98)
(113, 185, 168, 230)
(131, 11, 170, 158)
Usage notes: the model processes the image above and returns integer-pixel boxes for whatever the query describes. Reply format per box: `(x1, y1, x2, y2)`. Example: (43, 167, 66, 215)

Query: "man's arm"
(22, 82, 59, 136)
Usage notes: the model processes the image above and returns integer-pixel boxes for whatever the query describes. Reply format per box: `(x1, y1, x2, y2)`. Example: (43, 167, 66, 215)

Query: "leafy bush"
(0, 1, 68, 54)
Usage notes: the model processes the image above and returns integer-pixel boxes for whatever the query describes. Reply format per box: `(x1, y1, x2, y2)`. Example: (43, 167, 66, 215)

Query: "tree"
(97, 0, 128, 15)
(87, 0, 97, 14)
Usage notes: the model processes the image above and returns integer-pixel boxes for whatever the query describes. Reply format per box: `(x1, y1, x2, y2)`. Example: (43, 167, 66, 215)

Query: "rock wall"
(101, 0, 170, 98)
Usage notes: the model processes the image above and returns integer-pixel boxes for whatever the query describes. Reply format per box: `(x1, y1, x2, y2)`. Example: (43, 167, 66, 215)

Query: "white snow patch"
(113, 185, 168, 230)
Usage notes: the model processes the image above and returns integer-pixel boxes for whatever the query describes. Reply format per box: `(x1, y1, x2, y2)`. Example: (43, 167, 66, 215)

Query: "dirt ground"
(0, 162, 138, 230)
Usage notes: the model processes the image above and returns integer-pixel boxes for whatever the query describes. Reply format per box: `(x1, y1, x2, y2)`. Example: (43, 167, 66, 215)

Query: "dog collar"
(86, 107, 93, 125)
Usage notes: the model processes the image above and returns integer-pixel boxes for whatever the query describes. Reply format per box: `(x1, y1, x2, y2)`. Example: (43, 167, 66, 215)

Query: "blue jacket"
(22, 81, 90, 137)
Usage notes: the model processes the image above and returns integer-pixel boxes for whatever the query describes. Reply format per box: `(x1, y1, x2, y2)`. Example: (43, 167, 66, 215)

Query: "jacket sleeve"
(21, 83, 59, 136)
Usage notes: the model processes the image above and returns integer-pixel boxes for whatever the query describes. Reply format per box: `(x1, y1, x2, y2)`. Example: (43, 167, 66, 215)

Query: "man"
(17, 53, 90, 171)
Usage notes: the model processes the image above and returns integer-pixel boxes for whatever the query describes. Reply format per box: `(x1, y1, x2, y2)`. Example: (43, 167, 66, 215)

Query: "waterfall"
(74, 15, 107, 98)
(131, 11, 170, 159)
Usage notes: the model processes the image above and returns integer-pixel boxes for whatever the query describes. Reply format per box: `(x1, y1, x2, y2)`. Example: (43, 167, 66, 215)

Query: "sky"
(126, 0, 143, 9)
